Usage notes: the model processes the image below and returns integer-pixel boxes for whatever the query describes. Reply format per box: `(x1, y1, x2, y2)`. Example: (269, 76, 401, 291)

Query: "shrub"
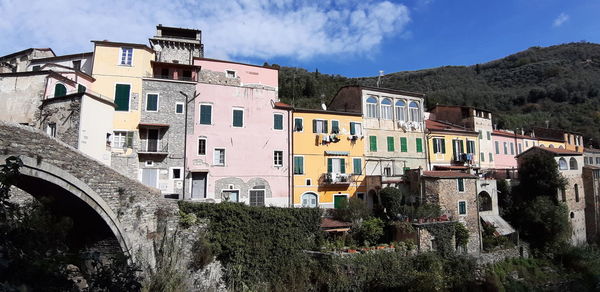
(352, 217, 384, 246)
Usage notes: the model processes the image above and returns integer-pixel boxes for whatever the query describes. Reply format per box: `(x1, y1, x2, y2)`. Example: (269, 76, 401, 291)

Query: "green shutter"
(334, 196, 347, 209)
(77, 84, 86, 93)
(400, 137, 408, 152)
(353, 158, 362, 175)
(459, 201, 466, 214)
(478, 130, 482, 139)
(294, 118, 303, 131)
(433, 138, 439, 153)
(458, 178, 465, 192)
(200, 105, 212, 125)
(114, 84, 130, 111)
(233, 110, 243, 127)
(489, 153, 493, 162)
(480, 152, 485, 162)
(387, 136, 395, 152)
(126, 131, 134, 148)
(369, 136, 377, 152)
(274, 114, 283, 130)
(441, 138, 446, 153)
(340, 158, 346, 174)
(323, 120, 328, 133)
(416, 138, 423, 152)
(331, 120, 339, 133)
(327, 158, 333, 173)
(54, 83, 67, 97)
(146, 94, 158, 111)
(294, 157, 304, 174)
(350, 122, 356, 135)
(312, 120, 317, 133)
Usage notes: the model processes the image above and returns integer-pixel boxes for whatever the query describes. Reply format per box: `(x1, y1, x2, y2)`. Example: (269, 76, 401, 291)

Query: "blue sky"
(1, 0, 599, 77)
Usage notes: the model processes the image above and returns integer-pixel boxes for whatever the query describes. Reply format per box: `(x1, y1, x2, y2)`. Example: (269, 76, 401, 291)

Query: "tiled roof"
(320, 218, 352, 229)
(422, 171, 477, 178)
(273, 101, 293, 109)
(516, 146, 582, 158)
(426, 119, 477, 134)
(492, 130, 535, 140)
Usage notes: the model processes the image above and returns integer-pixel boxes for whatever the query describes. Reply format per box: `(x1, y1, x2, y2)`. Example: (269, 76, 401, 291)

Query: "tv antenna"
(377, 70, 384, 87)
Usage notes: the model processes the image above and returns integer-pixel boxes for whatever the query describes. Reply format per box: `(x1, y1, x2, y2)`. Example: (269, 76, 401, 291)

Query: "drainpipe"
(180, 90, 199, 200)
(425, 131, 432, 171)
(288, 108, 293, 207)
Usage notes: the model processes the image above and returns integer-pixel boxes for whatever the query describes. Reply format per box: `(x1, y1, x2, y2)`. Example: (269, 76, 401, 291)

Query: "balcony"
(320, 173, 353, 185)
(137, 140, 168, 155)
(152, 74, 196, 82)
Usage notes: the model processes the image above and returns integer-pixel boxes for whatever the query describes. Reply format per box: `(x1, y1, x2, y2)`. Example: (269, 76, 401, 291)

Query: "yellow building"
(292, 109, 367, 208)
(90, 41, 154, 131)
(426, 120, 480, 170)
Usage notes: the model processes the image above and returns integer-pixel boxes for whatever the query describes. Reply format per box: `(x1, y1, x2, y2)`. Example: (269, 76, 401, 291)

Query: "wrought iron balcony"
(320, 173, 353, 185)
(137, 140, 168, 154)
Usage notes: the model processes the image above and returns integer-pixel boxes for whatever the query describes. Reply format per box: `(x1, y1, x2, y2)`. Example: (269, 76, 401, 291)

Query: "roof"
(92, 40, 154, 52)
(0, 48, 55, 61)
(585, 148, 600, 154)
(337, 85, 425, 98)
(480, 214, 516, 235)
(42, 92, 115, 108)
(150, 60, 201, 69)
(584, 165, 600, 170)
(138, 122, 169, 128)
(492, 130, 535, 140)
(30, 52, 93, 63)
(156, 24, 200, 33)
(516, 146, 582, 158)
(422, 171, 477, 178)
(532, 127, 583, 141)
(429, 104, 492, 114)
(320, 218, 352, 229)
(273, 101, 293, 110)
(426, 119, 477, 135)
(293, 107, 363, 116)
(194, 57, 277, 70)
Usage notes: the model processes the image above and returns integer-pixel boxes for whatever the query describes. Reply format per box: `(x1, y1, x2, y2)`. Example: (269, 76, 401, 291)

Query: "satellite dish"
(321, 103, 327, 111)
(153, 44, 162, 52)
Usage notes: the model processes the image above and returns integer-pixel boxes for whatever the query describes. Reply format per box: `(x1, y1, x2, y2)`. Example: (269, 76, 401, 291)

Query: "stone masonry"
(38, 95, 82, 148)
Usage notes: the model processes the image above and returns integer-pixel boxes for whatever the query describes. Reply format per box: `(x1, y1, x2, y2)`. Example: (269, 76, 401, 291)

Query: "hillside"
(277, 42, 600, 146)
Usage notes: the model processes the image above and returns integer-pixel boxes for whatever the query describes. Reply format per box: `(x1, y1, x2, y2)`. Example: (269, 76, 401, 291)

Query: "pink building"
(186, 58, 291, 206)
(491, 130, 535, 178)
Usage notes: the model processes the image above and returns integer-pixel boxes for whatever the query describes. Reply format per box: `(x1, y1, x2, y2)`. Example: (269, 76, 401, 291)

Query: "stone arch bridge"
(0, 122, 178, 267)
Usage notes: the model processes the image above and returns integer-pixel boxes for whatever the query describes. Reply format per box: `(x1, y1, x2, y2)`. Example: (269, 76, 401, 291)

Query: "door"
(334, 195, 348, 209)
(147, 129, 159, 152)
(141, 168, 158, 188)
(191, 172, 207, 199)
(302, 193, 318, 208)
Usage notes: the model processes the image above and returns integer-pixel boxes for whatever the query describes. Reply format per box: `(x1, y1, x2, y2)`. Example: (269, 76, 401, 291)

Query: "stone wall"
(583, 167, 600, 242)
(563, 175, 587, 245)
(198, 70, 241, 86)
(38, 96, 82, 148)
(476, 243, 530, 265)
(0, 73, 47, 124)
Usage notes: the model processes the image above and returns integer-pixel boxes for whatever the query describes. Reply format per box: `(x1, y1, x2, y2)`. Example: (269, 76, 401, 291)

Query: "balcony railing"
(320, 173, 353, 185)
(151, 74, 196, 82)
(137, 140, 168, 154)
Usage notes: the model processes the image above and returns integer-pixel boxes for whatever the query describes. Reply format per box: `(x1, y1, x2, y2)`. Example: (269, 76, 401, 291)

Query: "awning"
(480, 214, 516, 236)
(325, 151, 349, 156)
(138, 122, 169, 128)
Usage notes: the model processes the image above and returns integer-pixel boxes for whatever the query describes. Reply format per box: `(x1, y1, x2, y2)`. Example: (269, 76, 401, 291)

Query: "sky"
(1, 0, 599, 77)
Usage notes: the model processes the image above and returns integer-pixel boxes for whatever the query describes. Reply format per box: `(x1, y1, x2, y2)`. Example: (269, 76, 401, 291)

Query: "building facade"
(583, 165, 600, 242)
(292, 109, 366, 208)
(425, 119, 479, 170)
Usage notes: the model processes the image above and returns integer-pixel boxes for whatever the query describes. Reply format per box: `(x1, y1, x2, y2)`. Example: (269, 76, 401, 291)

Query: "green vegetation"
(279, 42, 600, 146)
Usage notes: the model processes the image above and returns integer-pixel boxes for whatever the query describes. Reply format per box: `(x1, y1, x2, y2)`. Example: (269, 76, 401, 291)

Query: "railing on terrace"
(137, 140, 169, 154)
(319, 173, 354, 185)
(149, 74, 196, 82)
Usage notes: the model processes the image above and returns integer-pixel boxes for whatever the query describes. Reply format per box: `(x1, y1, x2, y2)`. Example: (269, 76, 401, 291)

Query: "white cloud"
(0, 0, 410, 61)
(553, 12, 569, 27)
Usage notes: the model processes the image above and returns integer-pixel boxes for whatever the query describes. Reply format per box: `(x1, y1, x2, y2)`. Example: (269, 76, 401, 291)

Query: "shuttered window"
(200, 105, 212, 125)
(433, 138, 446, 154)
(369, 136, 377, 152)
(458, 201, 467, 215)
(146, 94, 158, 111)
(416, 138, 423, 153)
(233, 109, 244, 127)
(331, 120, 339, 133)
(457, 178, 465, 192)
(353, 158, 362, 175)
(387, 137, 395, 152)
(274, 114, 284, 130)
(114, 84, 130, 111)
(400, 137, 408, 152)
(293, 156, 304, 174)
(294, 118, 303, 131)
(327, 158, 346, 173)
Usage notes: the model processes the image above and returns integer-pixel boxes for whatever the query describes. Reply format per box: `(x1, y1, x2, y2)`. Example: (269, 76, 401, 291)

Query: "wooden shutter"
(126, 131, 134, 148)
(323, 121, 328, 133)
(331, 120, 339, 133)
(274, 114, 283, 130)
(387, 137, 395, 152)
(233, 110, 243, 127)
(369, 136, 377, 151)
(294, 157, 304, 174)
(77, 84, 86, 93)
(114, 84, 130, 111)
(350, 122, 355, 135)
(147, 94, 158, 111)
(312, 120, 317, 133)
(200, 105, 212, 125)
(340, 158, 346, 174)
(433, 138, 438, 153)
(441, 138, 446, 153)
(416, 138, 423, 152)
(458, 178, 464, 192)
(353, 158, 361, 174)
(54, 83, 67, 97)
(327, 158, 333, 173)
(400, 137, 407, 152)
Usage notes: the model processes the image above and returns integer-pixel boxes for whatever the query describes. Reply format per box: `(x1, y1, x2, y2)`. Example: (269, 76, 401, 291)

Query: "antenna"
(377, 70, 384, 87)
(545, 120, 549, 128)
(320, 94, 327, 111)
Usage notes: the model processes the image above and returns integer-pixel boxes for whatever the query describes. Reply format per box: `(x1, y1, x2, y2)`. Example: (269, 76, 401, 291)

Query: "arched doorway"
(478, 191, 492, 212)
(367, 189, 378, 209)
(301, 192, 318, 208)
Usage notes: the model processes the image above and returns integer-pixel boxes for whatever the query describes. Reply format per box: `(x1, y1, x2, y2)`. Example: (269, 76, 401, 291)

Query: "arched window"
(575, 184, 580, 202)
(559, 146, 564, 149)
(570, 212, 575, 219)
(558, 158, 568, 170)
(366, 96, 378, 118)
(549, 145, 555, 148)
(478, 192, 492, 212)
(540, 144, 545, 147)
(381, 98, 392, 120)
(301, 192, 318, 208)
(395, 100, 406, 122)
(409, 101, 420, 122)
(569, 158, 578, 170)
(54, 83, 67, 97)
(560, 188, 566, 202)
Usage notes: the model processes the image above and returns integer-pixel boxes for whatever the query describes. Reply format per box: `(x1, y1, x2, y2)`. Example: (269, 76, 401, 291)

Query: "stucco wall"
(194, 59, 278, 88)
(0, 74, 47, 124)
(79, 95, 114, 165)
(492, 134, 518, 169)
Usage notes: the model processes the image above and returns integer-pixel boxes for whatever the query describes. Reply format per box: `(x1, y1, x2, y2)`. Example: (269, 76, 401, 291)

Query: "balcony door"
(147, 129, 159, 152)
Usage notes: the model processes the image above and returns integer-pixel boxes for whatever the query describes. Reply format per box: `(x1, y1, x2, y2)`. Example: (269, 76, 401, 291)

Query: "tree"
(514, 151, 566, 203)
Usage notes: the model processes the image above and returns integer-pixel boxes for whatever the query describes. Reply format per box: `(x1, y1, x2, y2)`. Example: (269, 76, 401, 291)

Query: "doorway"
(191, 172, 207, 199)
(147, 129, 159, 152)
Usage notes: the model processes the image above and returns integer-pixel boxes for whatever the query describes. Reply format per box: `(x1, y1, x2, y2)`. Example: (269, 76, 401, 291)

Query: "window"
(457, 178, 465, 192)
(112, 131, 130, 149)
(387, 136, 395, 152)
(433, 138, 446, 154)
(327, 158, 346, 174)
(467, 140, 476, 154)
(510, 143, 515, 155)
(478, 130, 482, 139)
(198, 138, 206, 155)
(400, 137, 408, 152)
(575, 184, 580, 202)
(369, 136, 377, 152)
(182, 70, 192, 80)
(416, 138, 423, 153)
(114, 84, 131, 111)
(249, 189, 265, 206)
(558, 158, 568, 170)
(518, 143, 522, 154)
(487, 131, 491, 140)
(77, 84, 86, 93)
(293, 156, 304, 174)
(294, 118, 303, 132)
(46, 123, 56, 137)
(200, 104, 212, 125)
(525, 141, 529, 147)
(458, 201, 467, 215)
(489, 153, 493, 162)
(383, 167, 392, 177)
(226, 70, 236, 78)
(146, 94, 159, 111)
(54, 83, 67, 97)
(495, 141, 500, 154)
(480, 152, 485, 162)
(381, 98, 393, 120)
(569, 157, 578, 170)
(409, 101, 420, 122)
(561, 188, 566, 202)
(452, 139, 464, 161)
(274, 114, 284, 130)
(214, 148, 225, 166)
(222, 190, 239, 202)
(274, 151, 283, 167)
(395, 100, 406, 121)
(232, 109, 244, 127)
(350, 122, 362, 136)
(161, 68, 169, 78)
(32, 65, 41, 71)
(72, 60, 81, 71)
(302, 193, 318, 207)
(312, 119, 327, 133)
(331, 120, 339, 133)
(175, 103, 184, 114)
(596, 157, 600, 164)
(120, 47, 133, 65)
(366, 96, 378, 118)
(170, 167, 183, 180)
(353, 158, 362, 175)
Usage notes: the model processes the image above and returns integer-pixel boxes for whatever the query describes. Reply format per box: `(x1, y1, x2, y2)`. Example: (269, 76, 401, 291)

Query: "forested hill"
(277, 42, 600, 146)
